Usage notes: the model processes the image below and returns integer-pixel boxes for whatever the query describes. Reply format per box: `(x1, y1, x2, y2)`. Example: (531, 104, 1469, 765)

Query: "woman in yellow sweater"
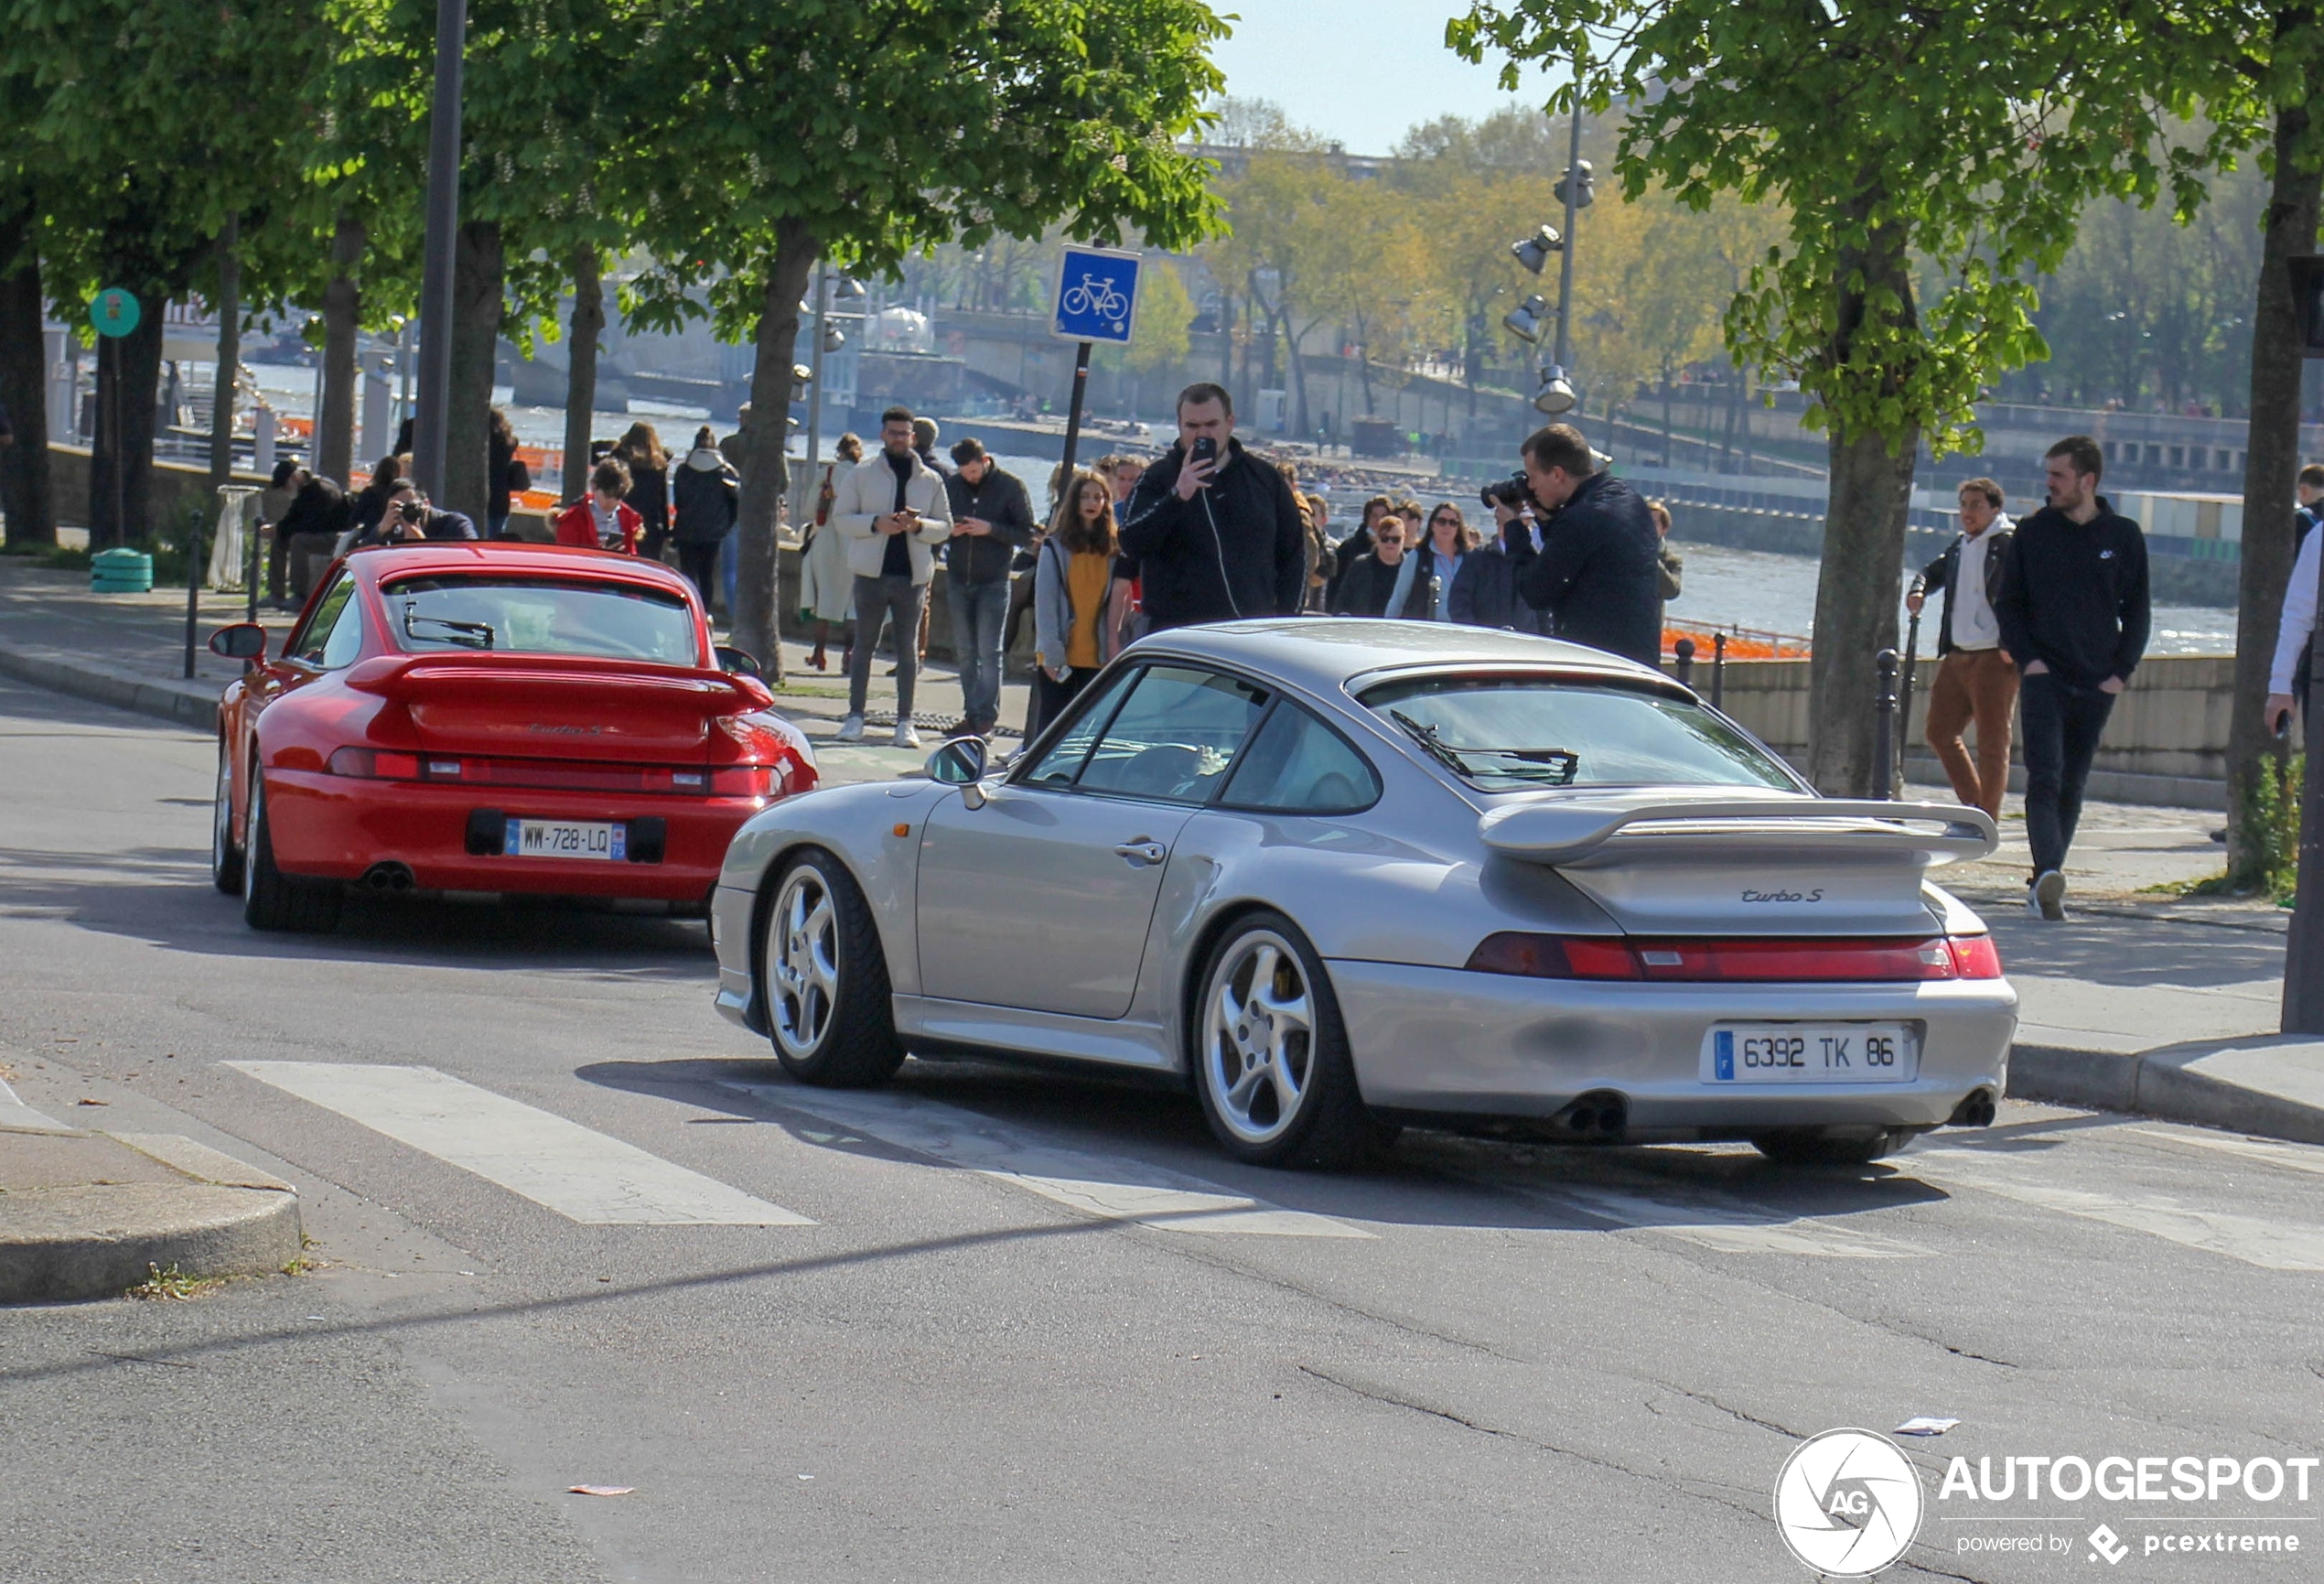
(1033, 469, 1125, 723)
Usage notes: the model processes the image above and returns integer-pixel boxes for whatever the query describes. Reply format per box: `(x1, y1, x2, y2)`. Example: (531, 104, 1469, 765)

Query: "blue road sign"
(1051, 247, 1142, 345)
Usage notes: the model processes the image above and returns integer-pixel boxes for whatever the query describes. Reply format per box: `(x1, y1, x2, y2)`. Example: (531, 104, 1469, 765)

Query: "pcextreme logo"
(1772, 1428, 1925, 1578)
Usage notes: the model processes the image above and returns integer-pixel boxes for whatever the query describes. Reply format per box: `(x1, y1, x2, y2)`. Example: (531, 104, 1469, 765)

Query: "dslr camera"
(397, 497, 427, 525)
(1480, 472, 1532, 512)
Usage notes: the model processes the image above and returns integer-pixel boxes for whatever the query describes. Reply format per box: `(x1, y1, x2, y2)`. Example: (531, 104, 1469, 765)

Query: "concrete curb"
(0, 1129, 303, 1305)
(0, 641, 218, 732)
(2008, 1040, 2324, 1147)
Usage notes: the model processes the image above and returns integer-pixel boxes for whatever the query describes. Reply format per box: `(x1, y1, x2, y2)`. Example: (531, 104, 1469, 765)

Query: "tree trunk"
(92, 307, 166, 547)
(1287, 334, 1310, 438)
(445, 219, 502, 525)
(1806, 201, 1919, 796)
(2228, 102, 2322, 875)
(562, 243, 603, 503)
(208, 216, 241, 492)
(0, 204, 54, 545)
(318, 212, 363, 485)
(733, 222, 817, 682)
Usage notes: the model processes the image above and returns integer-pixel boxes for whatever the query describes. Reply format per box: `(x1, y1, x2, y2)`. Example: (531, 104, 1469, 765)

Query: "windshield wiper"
(402, 602, 495, 650)
(1389, 710, 1578, 785)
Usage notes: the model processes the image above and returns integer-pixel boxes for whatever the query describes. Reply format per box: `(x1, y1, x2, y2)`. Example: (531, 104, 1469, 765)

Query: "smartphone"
(1190, 436, 1218, 466)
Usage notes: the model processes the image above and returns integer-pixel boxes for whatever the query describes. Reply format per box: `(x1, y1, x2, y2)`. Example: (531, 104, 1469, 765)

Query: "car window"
(318, 590, 366, 668)
(1360, 674, 1797, 792)
(290, 575, 358, 666)
(381, 576, 701, 664)
(1022, 665, 1141, 788)
(1221, 703, 1380, 814)
(1074, 665, 1268, 805)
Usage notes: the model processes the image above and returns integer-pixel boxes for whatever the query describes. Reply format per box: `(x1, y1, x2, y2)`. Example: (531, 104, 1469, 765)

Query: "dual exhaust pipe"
(360, 862, 414, 892)
(1553, 1089, 1629, 1142)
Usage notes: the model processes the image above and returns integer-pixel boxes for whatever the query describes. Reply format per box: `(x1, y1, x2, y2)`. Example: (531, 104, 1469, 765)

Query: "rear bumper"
(262, 769, 769, 901)
(1327, 959, 2015, 1135)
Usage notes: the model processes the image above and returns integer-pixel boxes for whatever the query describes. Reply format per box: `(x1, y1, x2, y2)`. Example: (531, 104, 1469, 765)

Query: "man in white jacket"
(2266, 518, 2319, 738)
(830, 405, 952, 747)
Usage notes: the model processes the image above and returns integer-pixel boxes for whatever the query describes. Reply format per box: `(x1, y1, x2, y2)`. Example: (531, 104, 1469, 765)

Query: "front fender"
(719, 779, 952, 996)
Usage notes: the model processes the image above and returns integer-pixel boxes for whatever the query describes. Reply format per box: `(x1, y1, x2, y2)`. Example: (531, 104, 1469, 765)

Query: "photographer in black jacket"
(1508, 424, 1662, 665)
(1119, 383, 1307, 630)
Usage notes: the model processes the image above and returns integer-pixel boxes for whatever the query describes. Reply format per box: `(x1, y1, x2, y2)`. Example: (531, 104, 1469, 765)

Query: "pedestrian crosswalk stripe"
(1909, 1147, 2324, 1272)
(227, 1062, 812, 1227)
(1544, 1181, 1931, 1258)
(2127, 1126, 2324, 1180)
(723, 1082, 1372, 1239)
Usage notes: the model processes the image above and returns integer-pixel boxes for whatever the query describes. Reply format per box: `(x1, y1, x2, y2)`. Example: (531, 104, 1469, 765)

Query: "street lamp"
(1533, 364, 1577, 415)
(1511, 224, 1563, 275)
(1502, 294, 1550, 343)
(410, 0, 467, 500)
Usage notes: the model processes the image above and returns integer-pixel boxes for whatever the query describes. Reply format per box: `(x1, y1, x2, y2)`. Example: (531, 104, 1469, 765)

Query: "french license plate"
(504, 818, 625, 861)
(1703, 1024, 1916, 1083)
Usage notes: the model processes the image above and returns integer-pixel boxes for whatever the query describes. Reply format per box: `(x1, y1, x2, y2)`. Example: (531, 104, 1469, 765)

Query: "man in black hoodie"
(1995, 435, 2150, 921)
(1508, 424, 1662, 666)
(1120, 383, 1307, 630)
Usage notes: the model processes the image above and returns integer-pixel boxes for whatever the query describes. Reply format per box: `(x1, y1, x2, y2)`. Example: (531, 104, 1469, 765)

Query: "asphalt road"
(4, 674, 2321, 1584)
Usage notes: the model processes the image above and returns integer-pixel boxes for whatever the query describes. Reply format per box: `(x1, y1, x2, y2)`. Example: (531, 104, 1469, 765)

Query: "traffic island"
(0, 1124, 303, 1305)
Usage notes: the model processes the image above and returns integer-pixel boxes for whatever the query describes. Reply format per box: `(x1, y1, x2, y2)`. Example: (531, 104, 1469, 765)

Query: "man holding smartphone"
(1119, 383, 1307, 631)
(831, 405, 953, 747)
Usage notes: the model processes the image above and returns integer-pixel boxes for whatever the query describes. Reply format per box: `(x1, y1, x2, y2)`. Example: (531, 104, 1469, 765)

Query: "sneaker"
(892, 723, 922, 749)
(835, 715, 865, 742)
(2032, 868, 2067, 921)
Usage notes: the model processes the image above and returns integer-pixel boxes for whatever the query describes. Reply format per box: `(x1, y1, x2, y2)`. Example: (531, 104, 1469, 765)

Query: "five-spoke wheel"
(1191, 911, 1375, 1169)
(759, 849, 902, 1086)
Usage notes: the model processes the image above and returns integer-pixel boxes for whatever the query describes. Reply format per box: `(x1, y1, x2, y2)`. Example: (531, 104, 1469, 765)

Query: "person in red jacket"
(552, 458, 643, 554)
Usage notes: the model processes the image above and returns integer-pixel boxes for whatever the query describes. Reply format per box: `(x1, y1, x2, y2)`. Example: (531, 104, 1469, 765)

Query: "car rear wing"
(1477, 796, 1998, 868)
(343, 652, 773, 710)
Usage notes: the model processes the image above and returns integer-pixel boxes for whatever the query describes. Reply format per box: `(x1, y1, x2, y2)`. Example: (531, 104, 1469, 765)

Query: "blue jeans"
(948, 576, 1010, 728)
(2018, 671, 2116, 877)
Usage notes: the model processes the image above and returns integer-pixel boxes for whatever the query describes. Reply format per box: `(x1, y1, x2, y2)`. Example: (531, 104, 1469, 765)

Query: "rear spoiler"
(1477, 797, 1997, 867)
(343, 652, 772, 710)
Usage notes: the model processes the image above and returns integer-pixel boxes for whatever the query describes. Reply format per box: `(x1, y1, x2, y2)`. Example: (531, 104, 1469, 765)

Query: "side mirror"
(715, 645, 763, 678)
(925, 736, 988, 787)
(208, 623, 266, 660)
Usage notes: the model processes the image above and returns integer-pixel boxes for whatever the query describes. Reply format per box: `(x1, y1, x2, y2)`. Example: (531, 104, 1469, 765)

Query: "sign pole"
(1060, 341, 1092, 482)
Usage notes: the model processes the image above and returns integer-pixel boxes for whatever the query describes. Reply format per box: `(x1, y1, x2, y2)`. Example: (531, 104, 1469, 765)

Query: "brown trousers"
(1923, 647, 2018, 820)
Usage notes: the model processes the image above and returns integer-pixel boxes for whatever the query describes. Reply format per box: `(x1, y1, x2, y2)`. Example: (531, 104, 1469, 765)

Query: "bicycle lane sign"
(1051, 245, 1142, 345)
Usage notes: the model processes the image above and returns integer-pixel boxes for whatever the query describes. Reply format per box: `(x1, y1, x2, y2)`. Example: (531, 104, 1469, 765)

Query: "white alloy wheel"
(1200, 928, 1318, 1147)
(767, 864, 842, 1061)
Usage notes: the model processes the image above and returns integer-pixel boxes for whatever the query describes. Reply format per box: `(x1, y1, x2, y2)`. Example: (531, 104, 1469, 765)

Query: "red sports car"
(207, 542, 817, 932)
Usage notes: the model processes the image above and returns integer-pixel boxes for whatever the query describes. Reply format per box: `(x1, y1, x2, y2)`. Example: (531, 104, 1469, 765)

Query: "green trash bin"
(91, 547, 154, 594)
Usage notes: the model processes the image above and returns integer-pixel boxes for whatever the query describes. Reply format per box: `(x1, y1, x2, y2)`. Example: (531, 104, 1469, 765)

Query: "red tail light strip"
(1466, 932, 2005, 983)
(328, 747, 782, 798)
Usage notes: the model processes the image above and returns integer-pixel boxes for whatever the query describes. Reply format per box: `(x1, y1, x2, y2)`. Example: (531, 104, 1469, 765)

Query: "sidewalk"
(2, 554, 2315, 1147)
(1, 1078, 303, 1304)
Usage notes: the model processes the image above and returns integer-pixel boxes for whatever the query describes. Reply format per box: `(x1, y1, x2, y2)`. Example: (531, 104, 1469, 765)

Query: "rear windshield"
(1360, 674, 1797, 792)
(381, 576, 700, 665)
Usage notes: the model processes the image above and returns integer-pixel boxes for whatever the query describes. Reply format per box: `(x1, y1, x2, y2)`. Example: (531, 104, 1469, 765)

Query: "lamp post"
(1501, 112, 1592, 418)
(409, 0, 467, 499)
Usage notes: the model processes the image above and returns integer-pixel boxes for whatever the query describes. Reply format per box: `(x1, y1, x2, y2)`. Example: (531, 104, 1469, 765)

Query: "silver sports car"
(710, 620, 2015, 1169)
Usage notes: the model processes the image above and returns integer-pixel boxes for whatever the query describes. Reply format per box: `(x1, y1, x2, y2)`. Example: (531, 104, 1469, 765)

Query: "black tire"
(210, 741, 244, 895)
(759, 848, 902, 1086)
(241, 774, 342, 933)
(1189, 910, 1377, 1170)
(1751, 1127, 1913, 1167)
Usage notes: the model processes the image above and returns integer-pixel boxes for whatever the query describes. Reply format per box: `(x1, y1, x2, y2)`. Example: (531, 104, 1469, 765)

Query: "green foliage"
(627, 0, 1227, 339)
(1450, 0, 2225, 455)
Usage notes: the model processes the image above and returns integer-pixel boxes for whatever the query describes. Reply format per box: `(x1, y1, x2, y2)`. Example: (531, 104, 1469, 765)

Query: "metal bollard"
(1673, 636, 1695, 689)
(182, 519, 205, 681)
(1872, 647, 1899, 800)
(1711, 630, 1726, 709)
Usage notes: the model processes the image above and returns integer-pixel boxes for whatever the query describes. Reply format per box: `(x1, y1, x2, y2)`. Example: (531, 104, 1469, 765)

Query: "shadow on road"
(1984, 911, 2283, 988)
(576, 1053, 1958, 1235)
(0, 842, 715, 978)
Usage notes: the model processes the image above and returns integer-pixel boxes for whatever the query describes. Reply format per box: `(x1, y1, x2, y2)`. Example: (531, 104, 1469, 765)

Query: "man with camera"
(1503, 424, 1663, 666)
(342, 480, 478, 551)
(1120, 383, 1307, 631)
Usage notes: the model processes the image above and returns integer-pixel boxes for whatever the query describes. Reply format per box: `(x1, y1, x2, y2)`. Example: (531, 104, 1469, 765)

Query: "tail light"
(1467, 932, 2006, 984)
(325, 747, 786, 798)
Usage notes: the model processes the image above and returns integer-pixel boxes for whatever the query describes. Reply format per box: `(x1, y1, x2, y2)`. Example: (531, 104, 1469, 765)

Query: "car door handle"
(1113, 839, 1167, 867)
